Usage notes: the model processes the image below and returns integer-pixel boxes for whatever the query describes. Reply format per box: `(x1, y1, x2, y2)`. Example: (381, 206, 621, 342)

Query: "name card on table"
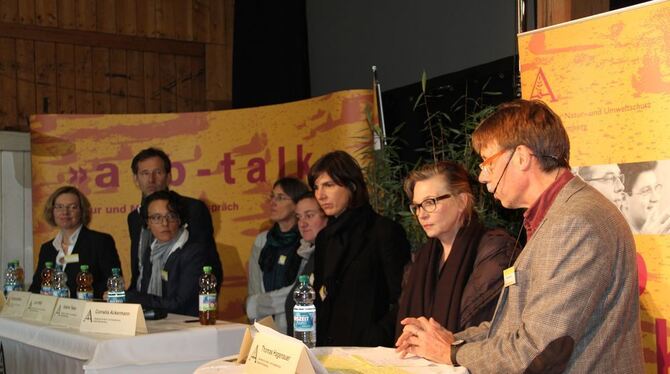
(244, 322, 325, 374)
(237, 316, 276, 364)
(79, 302, 147, 336)
(0, 291, 5, 311)
(0, 291, 32, 317)
(51, 298, 87, 329)
(23, 294, 58, 322)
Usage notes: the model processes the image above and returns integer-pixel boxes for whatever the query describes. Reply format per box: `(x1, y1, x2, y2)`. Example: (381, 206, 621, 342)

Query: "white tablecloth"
(0, 314, 247, 374)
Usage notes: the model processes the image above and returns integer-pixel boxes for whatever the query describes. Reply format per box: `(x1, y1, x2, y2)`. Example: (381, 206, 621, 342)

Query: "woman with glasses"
(395, 161, 515, 346)
(29, 186, 121, 298)
(284, 192, 329, 336)
(309, 150, 411, 347)
(246, 177, 309, 333)
(125, 190, 211, 316)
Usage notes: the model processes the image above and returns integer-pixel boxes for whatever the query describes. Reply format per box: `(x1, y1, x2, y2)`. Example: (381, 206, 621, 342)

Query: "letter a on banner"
(529, 67, 557, 102)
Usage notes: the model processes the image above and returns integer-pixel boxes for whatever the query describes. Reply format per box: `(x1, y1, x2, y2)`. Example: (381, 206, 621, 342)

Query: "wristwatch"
(450, 339, 466, 366)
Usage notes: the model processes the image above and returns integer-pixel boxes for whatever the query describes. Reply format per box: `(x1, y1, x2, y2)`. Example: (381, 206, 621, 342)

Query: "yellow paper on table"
(79, 302, 147, 336)
(22, 294, 58, 323)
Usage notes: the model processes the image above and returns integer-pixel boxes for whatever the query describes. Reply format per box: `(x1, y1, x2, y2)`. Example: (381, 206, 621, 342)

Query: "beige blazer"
(454, 177, 643, 373)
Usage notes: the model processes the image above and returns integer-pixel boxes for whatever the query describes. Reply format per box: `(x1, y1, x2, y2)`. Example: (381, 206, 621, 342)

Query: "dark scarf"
(258, 223, 301, 292)
(395, 216, 487, 338)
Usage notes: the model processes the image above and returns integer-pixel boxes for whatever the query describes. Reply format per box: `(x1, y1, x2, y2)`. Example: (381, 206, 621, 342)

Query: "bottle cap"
(80, 264, 89, 271)
(45, 261, 53, 268)
(299, 274, 309, 284)
(203, 266, 212, 273)
(111, 267, 120, 276)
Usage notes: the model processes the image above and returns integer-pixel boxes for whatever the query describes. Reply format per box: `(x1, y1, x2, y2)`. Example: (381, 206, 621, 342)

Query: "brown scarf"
(395, 217, 486, 339)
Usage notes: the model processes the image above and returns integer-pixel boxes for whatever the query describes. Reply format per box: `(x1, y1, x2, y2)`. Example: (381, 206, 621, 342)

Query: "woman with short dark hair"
(29, 186, 121, 298)
(308, 150, 410, 347)
(125, 190, 212, 316)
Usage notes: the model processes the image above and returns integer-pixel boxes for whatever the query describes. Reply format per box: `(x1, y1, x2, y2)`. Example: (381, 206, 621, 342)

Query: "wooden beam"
(0, 21, 205, 57)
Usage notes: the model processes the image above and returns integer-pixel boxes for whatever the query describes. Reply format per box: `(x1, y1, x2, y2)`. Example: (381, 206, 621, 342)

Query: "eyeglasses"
(585, 173, 624, 186)
(269, 194, 291, 203)
(148, 212, 180, 225)
(54, 204, 80, 212)
(138, 169, 166, 179)
(409, 194, 452, 216)
(478, 149, 509, 175)
(634, 183, 662, 198)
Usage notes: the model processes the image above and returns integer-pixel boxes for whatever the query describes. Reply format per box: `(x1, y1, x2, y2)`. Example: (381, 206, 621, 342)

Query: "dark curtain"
(233, 0, 311, 108)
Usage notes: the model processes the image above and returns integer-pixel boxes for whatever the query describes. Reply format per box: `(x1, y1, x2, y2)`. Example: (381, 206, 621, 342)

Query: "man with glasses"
(396, 100, 643, 373)
(619, 160, 669, 234)
(127, 147, 223, 294)
(575, 164, 625, 210)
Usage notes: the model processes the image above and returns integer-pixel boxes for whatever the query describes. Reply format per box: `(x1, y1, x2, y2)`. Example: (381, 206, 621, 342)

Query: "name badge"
(65, 253, 80, 263)
(278, 255, 287, 265)
(319, 285, 327, 301)
(503, 267, 517, 287)
(161, 270, 169, 281)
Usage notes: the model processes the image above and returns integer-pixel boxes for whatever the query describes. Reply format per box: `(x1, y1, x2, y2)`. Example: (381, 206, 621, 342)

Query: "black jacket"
(313, 204, 410, 347)
(29, 226, 121, 298)
(127, 194, 223, 292)
(125, 239, 208, 316)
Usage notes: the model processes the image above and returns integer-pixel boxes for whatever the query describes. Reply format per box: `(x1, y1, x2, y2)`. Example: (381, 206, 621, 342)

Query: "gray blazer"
(454, 177, 643, 373)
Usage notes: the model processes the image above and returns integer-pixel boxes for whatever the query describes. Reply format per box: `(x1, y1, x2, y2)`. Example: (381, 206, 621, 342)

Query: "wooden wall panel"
(35, 0, 58, 27)
(1, 0, 19, 23)
(110, 49, 128, 114)
(536, 0, 610, 28)
(136, 0, 157, 37)
(159, 53, 176, 112)
(92, 47, 110, 113)
(18, 0, 35, 24)
(174, 0, 193, 41)
(191, 56, 205, 111)
(126, 50, 144, 113)
(192, 0, 210, 43)
(117, 0, 137, 35)
(175, 55, 192, 112)
(56, 43, 76, 113)
(16, 40, 36, 131)
(0, 38, 18, 129)
(75, 0, 96, 31)
(205, 43, 227, 109)
(143, 52, 161, 113)
(74, 45, 93, 113)
(155, 0, 175, 39)
(96, 0, 116, 34)
(58, 0, 76, 29)
(35, 41, 57, 113)
(209, 0, 225, 44)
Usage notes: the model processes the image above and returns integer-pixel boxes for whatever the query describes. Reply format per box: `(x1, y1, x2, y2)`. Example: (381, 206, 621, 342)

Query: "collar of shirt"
(523, 170, 574, 239)
(52, 224, 83, 270)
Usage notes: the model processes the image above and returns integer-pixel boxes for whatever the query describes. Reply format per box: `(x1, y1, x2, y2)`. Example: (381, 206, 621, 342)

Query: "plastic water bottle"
(107, 268, 125, 303)
(52, 264, 71, 298)
(12, 260, 24, 291)
(76, 264, 94, 300)
(40, 261, 55, 295)
(3, 262, 18, 297)
(293, 275, 316, 348)
(198, 266, 218, 325)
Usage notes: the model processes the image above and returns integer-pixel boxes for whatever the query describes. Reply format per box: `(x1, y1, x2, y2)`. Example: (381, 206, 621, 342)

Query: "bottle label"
(4, 284, 17, 294)
(293, 305, 316, 332)
(199, 293, 217, 311)
(108, 291, 126, 303)
(40, 286, 52, 295)
(52, 288, 69, 298)
(77, 291, 93, 300)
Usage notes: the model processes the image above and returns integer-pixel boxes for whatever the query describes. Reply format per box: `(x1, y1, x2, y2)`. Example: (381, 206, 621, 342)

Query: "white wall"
(306, 1, 517, 95)
(0, 131, 33, 286)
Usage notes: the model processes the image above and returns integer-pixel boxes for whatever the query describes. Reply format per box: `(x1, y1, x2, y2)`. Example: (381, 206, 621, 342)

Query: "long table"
(0, 314, 247, 373)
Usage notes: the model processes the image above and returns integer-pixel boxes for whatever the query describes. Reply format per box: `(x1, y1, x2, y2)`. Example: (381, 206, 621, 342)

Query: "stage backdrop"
(519, 1, 670, 372)
(30, 89, 374, 321)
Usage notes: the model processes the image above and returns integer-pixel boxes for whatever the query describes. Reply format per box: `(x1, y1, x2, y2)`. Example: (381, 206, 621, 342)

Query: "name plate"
(245, 326, 315, 374)
(23, 294, 58, 323)
(51, 298, 88, 329)
(79, 302, 147, 336)
(0, 291, 32, 317)
(0, 291, 5, 311)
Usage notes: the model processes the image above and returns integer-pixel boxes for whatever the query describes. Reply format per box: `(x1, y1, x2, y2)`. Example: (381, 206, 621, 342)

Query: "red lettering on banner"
(220, 153, 236, 184)
(278, 146, 286, 178)
(297, 144, 312, 178)
(657, 318, 669, 374)
(171, 162, 185, 186)
(247, 158, 266, 183)
(529, 67, 557, 102)
(95, 163, 118, 188)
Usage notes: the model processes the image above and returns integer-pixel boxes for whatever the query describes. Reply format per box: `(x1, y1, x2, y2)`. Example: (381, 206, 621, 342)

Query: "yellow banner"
(30, 89, 374, 321)
(519, 2, 670, 371)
